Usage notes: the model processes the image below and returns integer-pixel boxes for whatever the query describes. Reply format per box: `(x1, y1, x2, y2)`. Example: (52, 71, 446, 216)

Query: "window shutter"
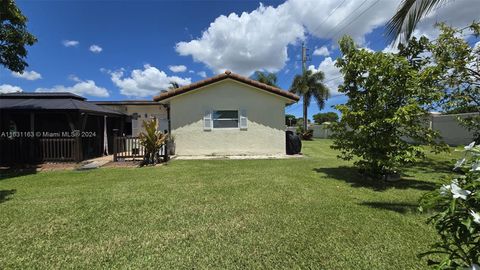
(203, 110, 212, 131)
(132, 118, 139, 137)
(239, 109, 247, 130)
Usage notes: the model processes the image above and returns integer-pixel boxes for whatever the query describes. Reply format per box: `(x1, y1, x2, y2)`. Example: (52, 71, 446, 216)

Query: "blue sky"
(1, 0, 478, 119)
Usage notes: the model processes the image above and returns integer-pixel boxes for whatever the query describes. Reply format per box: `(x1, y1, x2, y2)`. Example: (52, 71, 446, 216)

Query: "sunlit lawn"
(0, 140, 460, 269)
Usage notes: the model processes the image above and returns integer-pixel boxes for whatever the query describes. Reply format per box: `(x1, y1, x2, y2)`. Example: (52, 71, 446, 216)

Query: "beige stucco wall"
(169, 79, 289, 155)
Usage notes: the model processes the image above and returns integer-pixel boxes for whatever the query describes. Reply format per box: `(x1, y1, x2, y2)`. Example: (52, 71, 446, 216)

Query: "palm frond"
(386, 0, 450, 43)
(252, 71, 278, 87)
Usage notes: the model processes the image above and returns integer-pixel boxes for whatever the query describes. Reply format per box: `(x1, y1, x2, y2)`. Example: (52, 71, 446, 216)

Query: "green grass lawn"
(0, 140, 461, 269)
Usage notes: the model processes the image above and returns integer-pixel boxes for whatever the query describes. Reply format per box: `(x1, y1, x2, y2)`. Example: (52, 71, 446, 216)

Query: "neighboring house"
(91, 101, 169, 136)
(153, 71, 299, 155)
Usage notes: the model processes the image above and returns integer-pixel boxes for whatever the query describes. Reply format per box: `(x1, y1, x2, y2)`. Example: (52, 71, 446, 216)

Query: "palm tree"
(252, 71, 278, 87)
(290, 70, 329, 131)
(168, 81, 180, 89)
(386, 0, 449, 43)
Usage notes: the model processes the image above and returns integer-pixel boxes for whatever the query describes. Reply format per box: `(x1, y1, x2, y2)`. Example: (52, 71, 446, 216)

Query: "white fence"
(286, 112, 478, 146)
(429, 112, 477, 146)
(311, 123, 333, 139)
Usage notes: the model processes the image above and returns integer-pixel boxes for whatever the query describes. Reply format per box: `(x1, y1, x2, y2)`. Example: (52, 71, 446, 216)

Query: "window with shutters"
(212, 110, 239, 128)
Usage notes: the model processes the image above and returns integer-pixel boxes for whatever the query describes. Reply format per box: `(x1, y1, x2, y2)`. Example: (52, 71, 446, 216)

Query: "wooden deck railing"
(113, 136, 168, 162)
(113, 136, 145, 161)
(40, 138, 77, 162)
(0, 137, 80, 164)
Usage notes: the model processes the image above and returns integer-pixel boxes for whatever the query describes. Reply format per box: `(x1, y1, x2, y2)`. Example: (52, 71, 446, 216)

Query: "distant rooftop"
(0, 92, 86, 101)
(91, 100, 159, 105)
(0, 92, 123, 116)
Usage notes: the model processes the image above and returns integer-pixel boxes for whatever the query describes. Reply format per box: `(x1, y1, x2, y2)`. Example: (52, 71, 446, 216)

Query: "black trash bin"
(286, 130, 302, 155)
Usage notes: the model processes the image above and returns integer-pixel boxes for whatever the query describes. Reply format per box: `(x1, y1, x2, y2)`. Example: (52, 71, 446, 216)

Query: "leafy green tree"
(419, 142, 480, 269)
(252, 71, 278, 87)
(428, 23, 480, 142)
(285, 114, 297, 126)
(313, 112, 339, 124)
(386, 0, 451, 43)
(290, 70, 329, 130)
(0, 0, 37, 72)
(295, 117, 309, 127)
(331, 36, 446, 178)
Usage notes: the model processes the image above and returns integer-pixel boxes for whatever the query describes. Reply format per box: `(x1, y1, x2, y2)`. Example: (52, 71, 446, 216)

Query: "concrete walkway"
(76, 155, 113, 170)
(173, 154, 303, 160)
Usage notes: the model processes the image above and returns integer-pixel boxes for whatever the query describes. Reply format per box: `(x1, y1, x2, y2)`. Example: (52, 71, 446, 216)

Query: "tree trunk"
(303, 94, 308, 131)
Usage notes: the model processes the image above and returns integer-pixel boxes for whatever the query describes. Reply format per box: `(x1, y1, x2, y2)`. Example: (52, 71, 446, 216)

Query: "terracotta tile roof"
(153, 70, 299, 102)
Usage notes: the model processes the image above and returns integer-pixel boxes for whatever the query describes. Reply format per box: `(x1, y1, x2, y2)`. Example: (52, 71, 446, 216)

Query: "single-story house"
(152, 70, 299, 155)
(97, 70, 299, 156)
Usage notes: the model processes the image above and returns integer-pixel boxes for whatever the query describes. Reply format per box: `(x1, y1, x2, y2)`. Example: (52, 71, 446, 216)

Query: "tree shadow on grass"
(358, 201, 419, 214)
(313, 166, 437, 191)
(0, 165, 39, 181)
(404, 157, 454, 175)
(0, 189, 16, 203)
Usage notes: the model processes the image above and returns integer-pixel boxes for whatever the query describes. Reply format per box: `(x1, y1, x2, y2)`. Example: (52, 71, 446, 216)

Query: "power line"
(320, 0, 370, 40)
(330, 0, 381, 40)
(306, 0, 381, 87)
(308, 0, 381, 55)
(312, 0, 348, 36)
(324, 75, 343, 83)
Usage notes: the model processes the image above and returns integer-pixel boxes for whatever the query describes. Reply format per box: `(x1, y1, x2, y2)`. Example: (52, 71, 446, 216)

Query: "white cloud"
(175, 0, 479, 76)
(62, 40, 79, 47)
(287, 0, 398, 44)
(110, 64, 192, 98)
(89, 44, 103, 53)
(313, 46, 330, 56)
(382, 43, 399, 54)
(308, 57, 343, 96)
(176, 3, 305, 76)
(12, 70, 42, 80)
(0, 84, 23, 93)
(188, 70, 195, 73)
(168, 65, 187, 73)
(197, 71, 207, 78)
(35, 79, 109, 97)
(68, 74, 81, 82)
(410, 0, 480, 40)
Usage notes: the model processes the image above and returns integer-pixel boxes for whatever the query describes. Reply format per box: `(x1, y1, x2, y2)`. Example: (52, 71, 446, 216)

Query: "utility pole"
(298, 42, 311, 73)
(300, 42, 311, 131)
(301, 42, 308, 74)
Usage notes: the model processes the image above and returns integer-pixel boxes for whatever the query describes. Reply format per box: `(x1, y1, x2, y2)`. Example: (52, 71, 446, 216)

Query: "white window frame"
(212, 110, 240, 129)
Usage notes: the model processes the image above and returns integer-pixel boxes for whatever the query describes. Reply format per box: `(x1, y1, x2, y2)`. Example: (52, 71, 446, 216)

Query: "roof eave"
(152, 71, 300, 102)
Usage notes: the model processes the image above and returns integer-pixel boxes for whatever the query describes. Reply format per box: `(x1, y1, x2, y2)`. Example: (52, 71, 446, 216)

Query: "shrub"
(313, 112, 339, 124)
(419, 142, 480, 269)
(296, 126, 313, 140)
(138, 119, 167, 165)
